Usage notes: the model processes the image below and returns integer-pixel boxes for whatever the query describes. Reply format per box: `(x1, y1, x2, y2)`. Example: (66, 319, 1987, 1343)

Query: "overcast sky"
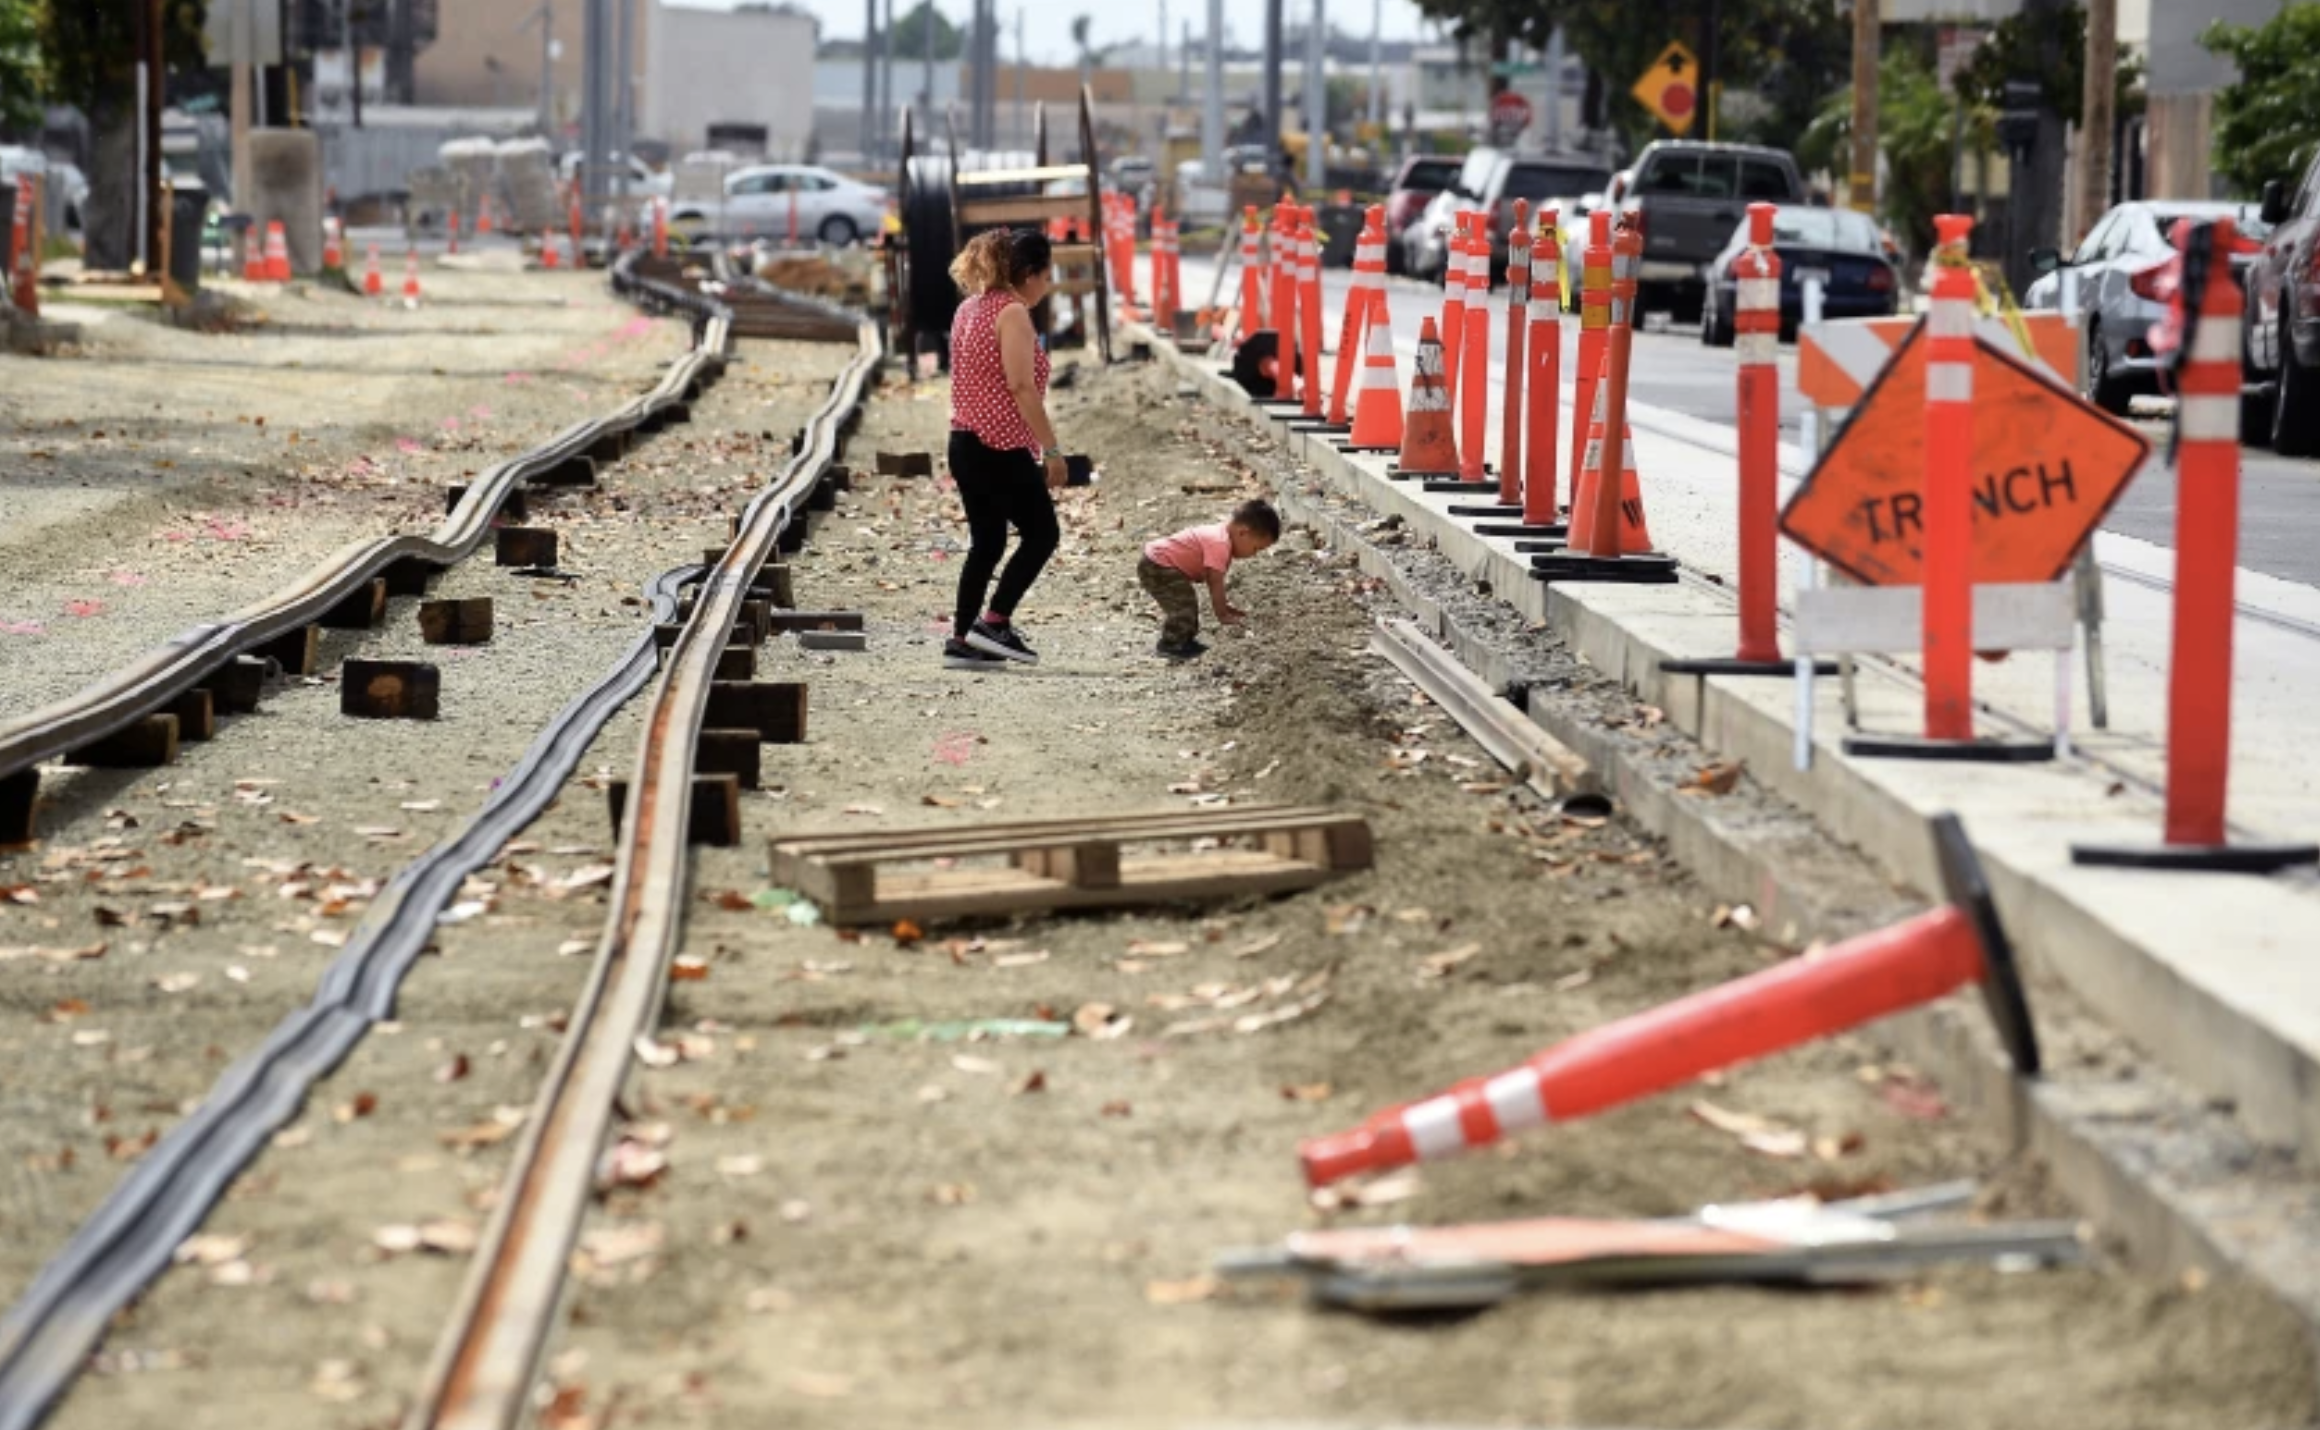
(693, 1, 1444, 67)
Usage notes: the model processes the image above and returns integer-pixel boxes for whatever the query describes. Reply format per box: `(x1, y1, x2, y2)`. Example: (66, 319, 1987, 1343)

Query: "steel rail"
(0, 563, 699, 1430)
(408, 269, 878, 1430)
(0, 257, 727, 790)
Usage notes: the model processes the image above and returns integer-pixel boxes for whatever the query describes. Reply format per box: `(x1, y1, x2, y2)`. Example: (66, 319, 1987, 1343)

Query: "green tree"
(0, 0, 38, 132)
(2202, 2, 2320, 196)
(890, 0, 963, 62)
(1955, 1, 2144, 127)
(1798, 45, 1973, 253)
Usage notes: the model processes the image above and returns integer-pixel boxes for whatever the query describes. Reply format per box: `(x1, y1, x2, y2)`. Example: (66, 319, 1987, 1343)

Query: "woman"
(943, 227, 1068, 670)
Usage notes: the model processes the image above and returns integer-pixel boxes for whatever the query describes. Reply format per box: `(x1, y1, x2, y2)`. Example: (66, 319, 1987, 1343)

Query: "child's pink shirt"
(1143, 522, 1231, 581)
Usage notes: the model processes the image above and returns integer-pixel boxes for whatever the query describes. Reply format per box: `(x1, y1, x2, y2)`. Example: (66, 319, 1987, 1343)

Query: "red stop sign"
(1490, 91, 1533, 135)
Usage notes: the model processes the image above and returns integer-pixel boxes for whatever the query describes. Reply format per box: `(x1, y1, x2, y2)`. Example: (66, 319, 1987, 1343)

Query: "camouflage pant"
(1137, 556, 1201, 646)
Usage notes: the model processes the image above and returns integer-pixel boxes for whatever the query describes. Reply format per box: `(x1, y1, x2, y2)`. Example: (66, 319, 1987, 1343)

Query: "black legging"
(948, 429, 1059, 638)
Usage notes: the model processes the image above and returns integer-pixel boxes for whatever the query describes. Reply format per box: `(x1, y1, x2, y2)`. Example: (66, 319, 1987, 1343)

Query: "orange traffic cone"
(1346, 306, 1404, 452)
(1563, 382, 1657, 556)
(542, 233, 561, 269)
(322, 217, 344, 271)
(362, 243, 383, 296)
(1299, 814, 2041, 1187)
(263, 221, 291, 282)
(401, 248, 422, 301)
(241, 226, 266, 282)
(1392, 317, 1459, 479)
(476, 194, 495, 235)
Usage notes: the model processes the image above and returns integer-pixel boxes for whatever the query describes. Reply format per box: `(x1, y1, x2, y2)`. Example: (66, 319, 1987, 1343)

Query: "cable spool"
(901, 154, 960, 356)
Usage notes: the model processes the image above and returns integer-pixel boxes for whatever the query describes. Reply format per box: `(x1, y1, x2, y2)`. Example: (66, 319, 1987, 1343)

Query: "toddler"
(1137, 499, 1281, 660)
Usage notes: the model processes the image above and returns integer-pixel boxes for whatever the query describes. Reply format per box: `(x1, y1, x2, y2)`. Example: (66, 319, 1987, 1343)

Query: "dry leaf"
(1144, 1273, 1222, 1305)
(0, 941, 107, 964)
(1280, 1082, 1333, 1102)
(1012, 1069, 1048, 1095)
(1688, 1100, 1808, 1159)
(1309, 1167, 1422, 1212)
(1232, 932, 1283, 959)
(334, 1092, 379, 1123)
(1072, 1003, 1131, 1040)
(1689, 760, 1746, 796)
(1419, 943, 1483, 979)
(671, 955, 710, 982)
(1125, 939, 1189, 957)
(892, 919, 924, 947)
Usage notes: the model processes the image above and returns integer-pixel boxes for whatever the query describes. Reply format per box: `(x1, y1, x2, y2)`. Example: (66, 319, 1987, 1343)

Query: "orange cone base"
(2070, 838, 2319, 874)
(1841, 733, 2056, 764)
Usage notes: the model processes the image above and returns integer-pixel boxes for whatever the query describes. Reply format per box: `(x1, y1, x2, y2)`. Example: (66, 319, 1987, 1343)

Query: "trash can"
(169, 188, 206, 290)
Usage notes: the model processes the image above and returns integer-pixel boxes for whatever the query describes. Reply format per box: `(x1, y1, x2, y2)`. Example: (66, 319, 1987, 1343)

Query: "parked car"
(1624, 141, 1807, 322)
(2244, 153, 2320, 454)
(1477, 155, 1614, 277)
(1699, 206, 1898, 346)
(673, 164, 889, 245)
(556, 150, 674, 201)
(1398, 146, 1505, 282)
(2024, 198, 2270, 417)
(1383, 155, 1459, 274)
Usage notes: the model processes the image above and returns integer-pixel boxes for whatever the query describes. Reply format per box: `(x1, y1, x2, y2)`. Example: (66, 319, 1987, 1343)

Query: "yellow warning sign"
(1632, 42, 1700, 136)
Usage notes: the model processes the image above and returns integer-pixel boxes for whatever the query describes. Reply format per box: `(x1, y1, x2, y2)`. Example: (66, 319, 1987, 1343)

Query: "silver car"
(2025, 199, 2270, 415)
(673, 164, 888, 246)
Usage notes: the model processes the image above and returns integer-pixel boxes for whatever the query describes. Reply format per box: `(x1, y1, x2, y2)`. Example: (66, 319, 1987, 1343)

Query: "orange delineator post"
(1923, 216, 1978, 742)
(1570, 211, 1612, 506)
(447, 207, 461, 257)
(1441, 211, 1472, 403)
(323, 217, 344, 271)
(1274, 208, 1302, 403)
(1455, 220, 1489, 483)
(2069, 220, 2320, 872)
(1523, 209, 1563, 528)
(1298, 816, 2040, 1187)
(568, 197, 584, 266)
(653, 198, 669, 259)
(1237, 206, 1264, 344)
(1298, 220, 1327, 420)
(1149, 213, 1168, 324)
(8, 177, 37, 318)
(1498, 201, 1532, 507)
(1326, 209, 1384, 427)
(1585, 220, 1641, 557)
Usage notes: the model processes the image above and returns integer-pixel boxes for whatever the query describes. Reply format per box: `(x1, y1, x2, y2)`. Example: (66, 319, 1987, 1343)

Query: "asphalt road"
(1184, 257, 2320, 587)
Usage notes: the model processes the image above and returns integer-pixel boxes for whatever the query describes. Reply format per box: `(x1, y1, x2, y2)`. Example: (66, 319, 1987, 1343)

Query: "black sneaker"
(966, 619, 1039, 665)
(942, 637, 1006, 671)
(1155, 637, 1209, 661)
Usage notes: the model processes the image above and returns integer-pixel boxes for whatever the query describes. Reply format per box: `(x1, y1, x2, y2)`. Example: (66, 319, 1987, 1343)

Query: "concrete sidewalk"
(1141, 309, 2320, 1181)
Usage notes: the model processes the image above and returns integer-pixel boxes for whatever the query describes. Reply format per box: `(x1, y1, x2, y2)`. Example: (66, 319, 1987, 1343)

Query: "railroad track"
(0, 250, 881, 1429)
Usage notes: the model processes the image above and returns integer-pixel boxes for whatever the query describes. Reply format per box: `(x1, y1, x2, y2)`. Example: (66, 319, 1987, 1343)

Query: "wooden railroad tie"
(875, 451, 935, 478)
(0, 769, 38, 846)
(319, 578, 389, 631)
(62, 714, 181, 769)
(495, 527, 558, 568)
(342, 660, 441, 720)
(696, 729, 762, 789)
(587, 431, 628, 465)
(756, 564, 796, 609)
(535, 454, 597, 488)
(382, 558, 436, 598)
(418, 597, 494, 646)
(447, 484, 527, 522)
(607, 773, 741, 847)
(203, 656, 269, 714)
(705, 681, 807, 744)
(258, 625, 320, 678)
(798, 630, 866, 653)
(166, 688, 217, 742)
(713, 646, 756, 680)
(769, 805, 1373, 926)
(807, 466, 850, 512)
(766, 610, 863, 635)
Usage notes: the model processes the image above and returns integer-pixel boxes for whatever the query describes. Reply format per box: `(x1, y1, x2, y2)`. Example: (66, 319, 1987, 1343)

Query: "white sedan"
(676, 164, 888, 246)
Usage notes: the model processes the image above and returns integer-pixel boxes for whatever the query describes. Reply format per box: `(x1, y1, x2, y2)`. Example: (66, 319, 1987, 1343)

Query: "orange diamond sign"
(1632, 43, 1699, 137)
(1780, 323, 2152, 587)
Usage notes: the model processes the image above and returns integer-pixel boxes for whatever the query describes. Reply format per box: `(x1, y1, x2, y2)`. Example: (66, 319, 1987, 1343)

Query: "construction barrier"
(2070, 218, 2320, 874)
(1298, 814, 2040, 1187)
(1517, 208, 1563, 534)
(1497, 201, 1532, 510)
(1441, 211, 1472, 404)
(1569, 211, 1611, 505)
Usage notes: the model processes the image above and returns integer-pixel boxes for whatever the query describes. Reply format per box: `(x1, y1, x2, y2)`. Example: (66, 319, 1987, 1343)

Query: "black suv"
(2245, 149, 2320, 455)
(1624, 141, 1807, 322)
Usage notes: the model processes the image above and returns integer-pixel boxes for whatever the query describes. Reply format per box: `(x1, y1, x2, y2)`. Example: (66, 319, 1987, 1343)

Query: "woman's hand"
(1043, 453, 1069, 489)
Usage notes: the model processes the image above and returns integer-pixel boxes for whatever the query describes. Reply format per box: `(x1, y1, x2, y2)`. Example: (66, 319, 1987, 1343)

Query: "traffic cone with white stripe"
(264, 221, 292, 281)
(362, 243, 383, 296)
(1562, 382, 1657, 556)
(1346, 304, 1404, 452)
(1298, 814, 2042, 1187)
(1391, 317, 1459, 479)
(1321, 207, 1386, 430)
(401, 247, 422, 301)
(322, 217, 344, 271)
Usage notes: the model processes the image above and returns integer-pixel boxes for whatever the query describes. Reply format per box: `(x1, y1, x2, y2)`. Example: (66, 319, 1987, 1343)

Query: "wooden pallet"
(770, 805, 1372, 926)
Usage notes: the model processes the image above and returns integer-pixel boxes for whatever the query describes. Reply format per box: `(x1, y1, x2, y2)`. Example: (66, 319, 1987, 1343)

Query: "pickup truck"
(2245, 149, 2320, 455)
(1623, 141, 1807, 322)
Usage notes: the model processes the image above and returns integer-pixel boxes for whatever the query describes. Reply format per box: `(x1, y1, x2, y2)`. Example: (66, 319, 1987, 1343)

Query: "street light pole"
(1201, 0, 1222, 176)
(1304, 0, 1324, 191)
(1366, 0, 1381, 132)
(1263, 0, 1283, 182)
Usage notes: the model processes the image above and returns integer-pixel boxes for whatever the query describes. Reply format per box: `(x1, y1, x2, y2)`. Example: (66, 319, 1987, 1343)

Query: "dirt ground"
(3, 287, 2314, 1430)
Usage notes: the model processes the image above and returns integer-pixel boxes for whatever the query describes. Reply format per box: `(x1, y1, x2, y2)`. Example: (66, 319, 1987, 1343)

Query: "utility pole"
(1703, 0, 1721, 142)
(1015, 8, 1026, 149)
(230, 0, 252, 217)
(863, 0, 879, 155)
(582, 0, 610, 225)
(1201, 0, 1223, 176)
(1304, 0, 1324, 190)
(1545, 24, 1564, 152)
(922, 0, 936, 136)
(519, 0, 552, 137)
(1366, 0, 1381, 132)
(881, 0, 895, 152)
(2078, 0, 2116, 241)
(1180, 20, 1191, 103)
(1263, 0, 1283, 182)
(346, 0, 364, 128)
(1848, 0, 1877, 215)
(137, 0, 163, 272)
(1159, 0, 1168, 80)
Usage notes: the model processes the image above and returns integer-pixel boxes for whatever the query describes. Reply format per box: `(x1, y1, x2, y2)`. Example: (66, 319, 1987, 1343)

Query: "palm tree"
(1071, 13, 1095, 89)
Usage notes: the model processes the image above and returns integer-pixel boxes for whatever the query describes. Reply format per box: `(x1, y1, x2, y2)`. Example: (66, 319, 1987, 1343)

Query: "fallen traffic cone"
(1392, 316, 1459, 479)
(1299, 813, 2041, 1187)
(1346, 306, 1404, 452)
(401, 248, 422, 301)
(362, 243, 383, 296)
(263, 221, 292, 282)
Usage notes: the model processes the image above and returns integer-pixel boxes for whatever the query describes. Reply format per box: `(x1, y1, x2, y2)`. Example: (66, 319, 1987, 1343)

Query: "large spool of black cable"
(902, 155, 960, 356)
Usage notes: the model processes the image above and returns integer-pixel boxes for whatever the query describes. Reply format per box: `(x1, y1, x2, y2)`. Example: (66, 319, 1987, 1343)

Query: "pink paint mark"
(932, 732, 978, 767)
(161, 530, 193, 544)
(504, 371, 534, 384)
(62, 599, 105, 619)
(107, 571, 148, 587)
(617, 316, 654, 341)
(440, 417, 461, 431)
(203, 519, 251, 542)
(395, 438, 426, 455)
(468, 405, 493, 420)
(0, 620, 45, 636)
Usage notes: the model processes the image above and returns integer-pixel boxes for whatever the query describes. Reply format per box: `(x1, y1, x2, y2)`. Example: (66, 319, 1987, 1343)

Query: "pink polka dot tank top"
(949, 288, 1048, 453)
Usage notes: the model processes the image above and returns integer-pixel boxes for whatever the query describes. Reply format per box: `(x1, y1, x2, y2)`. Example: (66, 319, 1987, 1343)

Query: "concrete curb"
(1150, 331, 2320, 1345)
